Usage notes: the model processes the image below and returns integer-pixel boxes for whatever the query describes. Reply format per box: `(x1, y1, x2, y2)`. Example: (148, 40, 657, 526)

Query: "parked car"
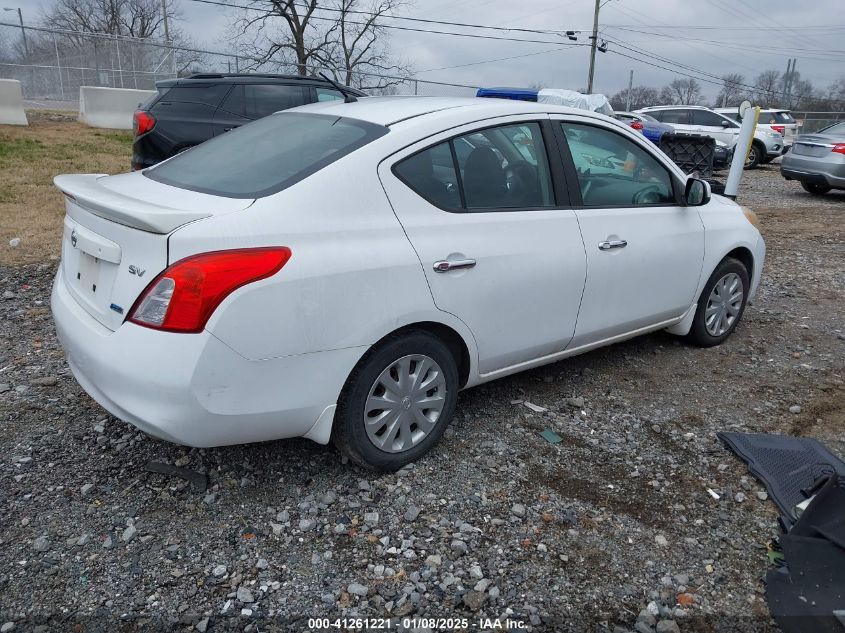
(781, 121, 845, 194)
(716, 107, 799, 149)
(614, 111, 674, 144)
(636, 105, 784, 168)
(52, 97, 765, 471)
(131, 73, 366, 170)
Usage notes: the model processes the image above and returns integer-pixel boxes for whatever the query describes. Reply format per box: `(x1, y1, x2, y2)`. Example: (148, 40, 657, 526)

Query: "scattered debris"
(144, 461, 209, 493)
(539, 429, 562, 444)
(523, 401, 547, 413)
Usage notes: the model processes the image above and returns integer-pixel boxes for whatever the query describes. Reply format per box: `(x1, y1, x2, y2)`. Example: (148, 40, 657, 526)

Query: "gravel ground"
(0, 165, 843, 633)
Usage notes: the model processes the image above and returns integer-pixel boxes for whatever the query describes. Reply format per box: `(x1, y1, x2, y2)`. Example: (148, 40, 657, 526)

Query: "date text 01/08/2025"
(307, 617, 528, 629)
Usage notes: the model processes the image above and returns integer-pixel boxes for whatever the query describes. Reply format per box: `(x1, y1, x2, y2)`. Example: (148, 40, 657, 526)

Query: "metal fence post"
(53, 33, 64, 99)
(116, 38, 124, 88)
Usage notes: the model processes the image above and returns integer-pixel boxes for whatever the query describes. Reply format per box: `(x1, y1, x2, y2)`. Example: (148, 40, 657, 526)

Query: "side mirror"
(685, 178, 711, 206)
(721, 120, 731, 127)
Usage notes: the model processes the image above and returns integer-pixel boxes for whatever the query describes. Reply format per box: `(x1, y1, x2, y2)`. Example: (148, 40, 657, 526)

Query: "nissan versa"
(51, 97, 765, 471)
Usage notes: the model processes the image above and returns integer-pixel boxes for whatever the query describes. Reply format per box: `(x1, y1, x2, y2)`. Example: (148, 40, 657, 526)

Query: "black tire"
(686, 257, 750, 347)
(332, 330, 459, 471)
(801, 181, 832, 195)
(744, 142, 764, 169)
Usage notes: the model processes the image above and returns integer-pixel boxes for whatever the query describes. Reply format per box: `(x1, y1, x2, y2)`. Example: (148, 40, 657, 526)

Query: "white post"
(724, 106, 760, 199)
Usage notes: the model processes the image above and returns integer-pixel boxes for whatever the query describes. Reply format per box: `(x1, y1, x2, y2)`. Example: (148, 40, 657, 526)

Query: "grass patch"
(0, 120, 133, 265)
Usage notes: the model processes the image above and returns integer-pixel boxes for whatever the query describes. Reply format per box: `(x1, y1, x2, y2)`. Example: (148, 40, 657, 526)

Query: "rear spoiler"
(54, 174, 212, 234)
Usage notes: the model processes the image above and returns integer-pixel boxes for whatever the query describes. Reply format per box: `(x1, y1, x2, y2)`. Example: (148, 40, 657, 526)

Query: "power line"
(416, 45, 582, 74)
(186, 0, 585, 39)
(602, 23, 845, 31)
(604, 26, 845, 62)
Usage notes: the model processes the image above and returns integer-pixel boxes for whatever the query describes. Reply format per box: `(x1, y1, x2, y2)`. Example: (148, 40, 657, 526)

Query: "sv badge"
(128, 265, 146, 278)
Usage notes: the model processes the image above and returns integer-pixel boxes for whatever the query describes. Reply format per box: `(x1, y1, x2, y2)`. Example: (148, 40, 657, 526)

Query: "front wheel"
(801, 181, 832, 195)
(332, 331, 459, 471)
(686, 258, 750, 347)
(744, 142, 764, 169)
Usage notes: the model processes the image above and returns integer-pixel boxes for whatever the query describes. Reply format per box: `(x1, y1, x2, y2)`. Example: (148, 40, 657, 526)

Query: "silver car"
(781, 122, 845, 194)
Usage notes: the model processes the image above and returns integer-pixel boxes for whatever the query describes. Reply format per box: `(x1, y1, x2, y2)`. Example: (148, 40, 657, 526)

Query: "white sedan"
(51, 96, 765, 471)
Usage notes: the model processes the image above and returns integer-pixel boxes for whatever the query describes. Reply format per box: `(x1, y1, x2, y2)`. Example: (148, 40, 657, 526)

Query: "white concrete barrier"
(78, 86, 155, 130)
(0, 79, 28, 126)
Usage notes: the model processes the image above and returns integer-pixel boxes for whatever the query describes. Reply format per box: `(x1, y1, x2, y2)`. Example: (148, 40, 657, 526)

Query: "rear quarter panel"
(167, 141, 479, 368)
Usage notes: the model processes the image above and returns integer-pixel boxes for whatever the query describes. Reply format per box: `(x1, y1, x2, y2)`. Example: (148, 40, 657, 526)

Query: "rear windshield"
(145, 112, 388, 198)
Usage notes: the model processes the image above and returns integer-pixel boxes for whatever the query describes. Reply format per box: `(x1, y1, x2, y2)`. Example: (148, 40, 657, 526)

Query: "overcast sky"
(26, 0, 845, 100)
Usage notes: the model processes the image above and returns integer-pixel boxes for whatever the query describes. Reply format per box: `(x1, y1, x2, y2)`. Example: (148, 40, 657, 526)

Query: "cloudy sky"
(25, 0, 845, 100)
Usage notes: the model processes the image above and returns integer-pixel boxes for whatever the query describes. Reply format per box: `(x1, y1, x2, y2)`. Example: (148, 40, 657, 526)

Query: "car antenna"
(319, 72, 358, 103)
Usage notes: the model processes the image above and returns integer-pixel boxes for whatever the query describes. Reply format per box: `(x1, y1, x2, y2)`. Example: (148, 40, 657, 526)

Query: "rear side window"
(244, 84, 310, 118)
(316, 87, 345, 102)
(159, 84, 229, 106)
(394, 142, 461, 209)
(691, 110, 732, 127)
(658, 110, 691, 125)
(145, 113, 388, 198)
(394, 122, 555, 212)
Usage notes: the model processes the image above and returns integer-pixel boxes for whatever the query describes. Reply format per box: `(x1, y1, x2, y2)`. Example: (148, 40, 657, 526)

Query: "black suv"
(131, 73, 365, 170)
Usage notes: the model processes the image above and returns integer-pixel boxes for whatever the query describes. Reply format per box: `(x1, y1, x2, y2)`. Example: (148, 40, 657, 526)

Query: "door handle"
(223, 127, 233, 132)
(433, 258, 476, 272)
(598, 239, 627, 251)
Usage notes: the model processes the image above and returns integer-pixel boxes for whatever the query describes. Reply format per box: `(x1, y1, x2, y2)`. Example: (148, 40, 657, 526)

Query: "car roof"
(289, 95, 614, 127)
(156, 73, 365, 94)
(639, 105, 713, 111)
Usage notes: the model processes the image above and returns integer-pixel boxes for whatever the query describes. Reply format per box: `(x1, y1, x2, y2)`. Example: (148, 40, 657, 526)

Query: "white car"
(716, 107, 799, 149)
(51, 97, 765, 471)
(636, 105, 784, 168)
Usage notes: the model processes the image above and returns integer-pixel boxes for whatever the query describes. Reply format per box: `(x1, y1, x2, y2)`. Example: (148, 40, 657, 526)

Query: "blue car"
(615, 111, 674, 144)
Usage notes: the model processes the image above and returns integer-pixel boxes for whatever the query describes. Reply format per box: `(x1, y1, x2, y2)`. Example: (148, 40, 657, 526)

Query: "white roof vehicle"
(51, 96, 765, 470)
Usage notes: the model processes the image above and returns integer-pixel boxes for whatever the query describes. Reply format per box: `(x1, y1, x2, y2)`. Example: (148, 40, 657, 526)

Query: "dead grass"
(0, 117, 132, 265)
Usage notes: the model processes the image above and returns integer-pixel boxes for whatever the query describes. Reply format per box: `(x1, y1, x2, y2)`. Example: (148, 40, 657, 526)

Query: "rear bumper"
(51, 267, 365, 447)
(781, 156, 845, 188)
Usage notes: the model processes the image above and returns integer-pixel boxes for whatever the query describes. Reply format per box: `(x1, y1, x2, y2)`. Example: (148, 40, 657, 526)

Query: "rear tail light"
(133, 110, 156, 137)
(128, 247, 292, 333)
(630, 121, 644, 131)
(771, 125, 785, 135)
(832, 144, 845, 155)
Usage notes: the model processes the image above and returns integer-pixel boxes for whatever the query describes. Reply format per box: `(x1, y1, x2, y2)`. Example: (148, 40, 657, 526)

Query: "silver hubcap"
(745, 147, 758, 167)
(705, 272, 744, 336)
(364, 354, 447, 453)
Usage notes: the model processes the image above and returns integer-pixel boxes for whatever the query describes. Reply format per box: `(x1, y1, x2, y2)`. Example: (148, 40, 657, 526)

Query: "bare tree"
(232, 0, 334, 74)
(231, 0, 410, 87)
(753, 70, 781, 106)
(40, 0, 177, 40)
(609, 85, 659, 111)
(659, 78, 703, 105)
(325, 0, 411, 90)
(716, 73, 745, 107)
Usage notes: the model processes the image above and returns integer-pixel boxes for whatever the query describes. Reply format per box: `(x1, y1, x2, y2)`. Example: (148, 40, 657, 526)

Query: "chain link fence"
(791, 111, 845, 134)
(0, 22, 479, 105)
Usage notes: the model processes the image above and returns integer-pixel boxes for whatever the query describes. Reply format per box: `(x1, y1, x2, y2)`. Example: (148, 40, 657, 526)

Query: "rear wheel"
(332, 331, 459, 471)
(801, 181, 832, 195)
(686, 257, 750, 347)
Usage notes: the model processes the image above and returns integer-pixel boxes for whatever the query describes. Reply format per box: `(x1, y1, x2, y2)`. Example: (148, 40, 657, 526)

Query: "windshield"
(145, 112, 388, 198)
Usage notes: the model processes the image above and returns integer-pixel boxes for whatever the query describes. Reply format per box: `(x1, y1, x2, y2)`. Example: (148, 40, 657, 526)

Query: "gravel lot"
(0, 165, 843, 633)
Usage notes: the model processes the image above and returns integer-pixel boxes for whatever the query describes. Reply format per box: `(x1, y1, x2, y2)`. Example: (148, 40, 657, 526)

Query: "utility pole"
(586, 0, 600, 93)
(2, 7, 27, 58)
(782, 58, 793, 106)
(625, 69, 633, 110)
(786, 58, 797, 107)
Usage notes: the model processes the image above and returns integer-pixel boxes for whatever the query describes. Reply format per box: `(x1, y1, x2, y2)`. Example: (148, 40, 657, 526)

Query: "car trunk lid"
(54, 172, 253, 331)
(792, 134, 839, 157)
